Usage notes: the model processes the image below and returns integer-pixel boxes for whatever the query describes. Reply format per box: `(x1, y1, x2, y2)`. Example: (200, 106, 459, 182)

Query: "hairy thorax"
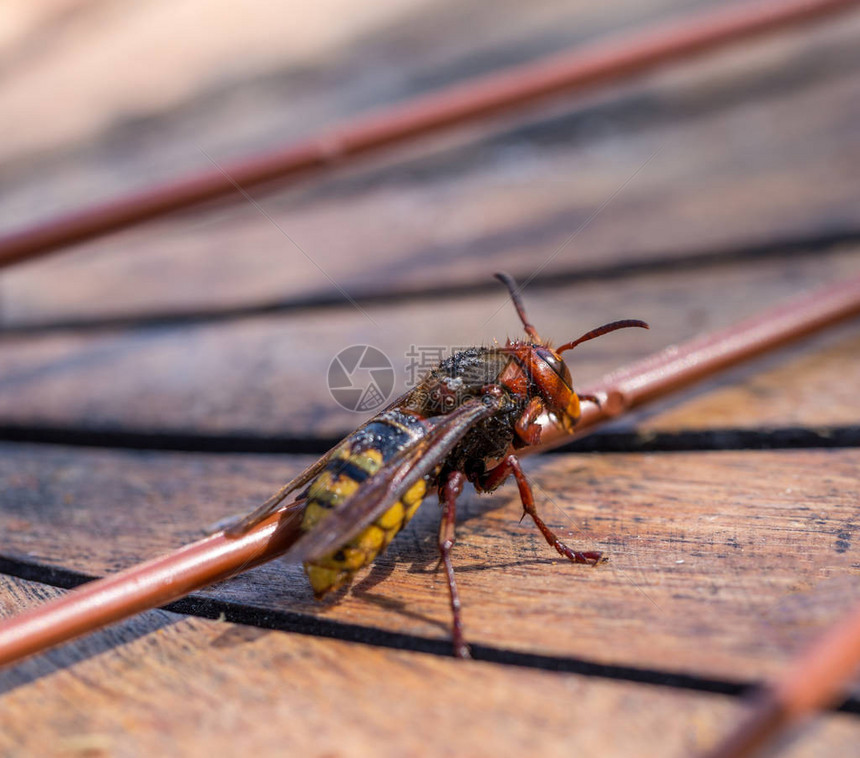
(404, 346, 528, 478)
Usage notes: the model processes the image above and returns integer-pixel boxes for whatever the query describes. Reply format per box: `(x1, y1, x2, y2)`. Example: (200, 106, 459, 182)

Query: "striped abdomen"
(300, 410, 430, 596)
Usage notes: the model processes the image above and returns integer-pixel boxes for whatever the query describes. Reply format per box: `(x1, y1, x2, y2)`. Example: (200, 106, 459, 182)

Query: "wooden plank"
(3, 5, 858, 755)
(1, 574, 858, 758)
(1, 443, 858, 683)
(1, 250, 858, 438)
(2, 12, 859, 326)
(0, 0, 730, 233)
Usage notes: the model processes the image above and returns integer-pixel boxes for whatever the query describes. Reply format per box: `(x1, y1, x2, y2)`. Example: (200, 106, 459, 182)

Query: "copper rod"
(558, 270, 860, 442)
(1, 0, 858, 269)
(0, 510, 304, 666)
(701, 599, 860, 758)
(0, 274, 858, 668)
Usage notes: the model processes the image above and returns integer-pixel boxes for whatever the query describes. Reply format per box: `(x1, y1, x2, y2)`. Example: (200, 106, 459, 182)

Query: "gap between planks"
(0, 423, 857, 456)
(1, 227, 858, 336)
(3, 448, 857, 704)
(3, 577, 857, 758)
(0, 552, 857, 717)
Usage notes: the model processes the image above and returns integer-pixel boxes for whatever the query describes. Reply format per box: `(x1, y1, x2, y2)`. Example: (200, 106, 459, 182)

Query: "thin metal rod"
(700, 599, 860, 758)
(1, 0, 857, 269)
(0, 510, 303, 666)
(0, 274, 858, 669)
(540, 273, 860, 445)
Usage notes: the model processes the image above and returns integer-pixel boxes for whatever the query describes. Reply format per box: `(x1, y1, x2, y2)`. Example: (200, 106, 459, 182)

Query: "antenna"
(557, 320, 649, 353)
(494, 272, 541, 343)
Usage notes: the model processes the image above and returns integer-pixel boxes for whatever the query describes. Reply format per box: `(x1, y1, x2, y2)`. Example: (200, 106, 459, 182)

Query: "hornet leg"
(439, 470, 470, 659)
(477, 455, 603, 566)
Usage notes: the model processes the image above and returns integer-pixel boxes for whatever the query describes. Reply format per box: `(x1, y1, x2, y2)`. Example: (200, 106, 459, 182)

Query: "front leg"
(514, 396, 544, 446)
(577, 393, 602, 409)
(475, 455, 603, 566)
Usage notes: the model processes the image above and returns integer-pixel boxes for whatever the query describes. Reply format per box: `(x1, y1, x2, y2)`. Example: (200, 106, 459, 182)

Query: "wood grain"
(0, 443, 858, 683)
(1, 250, 858, 438)
(2, 573, 859, 758)
(2, 10, 859, 326)
(0, 0, 721, 213)
(1, 2, 860, 752)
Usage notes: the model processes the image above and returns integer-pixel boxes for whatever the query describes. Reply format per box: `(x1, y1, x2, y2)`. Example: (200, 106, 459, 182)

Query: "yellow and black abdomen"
(300, 410, 430, 596)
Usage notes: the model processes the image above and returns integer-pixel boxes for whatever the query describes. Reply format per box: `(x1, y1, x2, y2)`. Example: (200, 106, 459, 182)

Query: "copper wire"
(0, 0, 857, 268)
(700, 599, 860, 758)
(0, 274, 857, 673)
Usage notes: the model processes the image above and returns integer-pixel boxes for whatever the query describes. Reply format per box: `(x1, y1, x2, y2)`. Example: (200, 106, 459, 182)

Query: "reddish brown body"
(230, 273, 648, 658)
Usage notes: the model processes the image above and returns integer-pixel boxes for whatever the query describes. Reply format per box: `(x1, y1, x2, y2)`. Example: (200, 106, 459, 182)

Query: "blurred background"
(1, 0, 859, 437)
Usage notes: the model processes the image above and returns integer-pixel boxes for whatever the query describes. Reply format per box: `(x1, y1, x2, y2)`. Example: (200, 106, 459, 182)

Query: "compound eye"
(536, 348, 572, 387)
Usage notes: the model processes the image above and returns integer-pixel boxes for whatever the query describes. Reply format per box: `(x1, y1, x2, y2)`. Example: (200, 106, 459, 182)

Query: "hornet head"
(494, 272, 649, 436)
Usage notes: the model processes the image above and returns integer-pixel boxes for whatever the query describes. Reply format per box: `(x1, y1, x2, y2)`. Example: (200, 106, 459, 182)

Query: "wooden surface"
(3, 17, 860, 326)
(4, 576, 859, 758)
(1, 1, 860, 756)
(0, 443, 859, 686)
(2, 250, 860, 438)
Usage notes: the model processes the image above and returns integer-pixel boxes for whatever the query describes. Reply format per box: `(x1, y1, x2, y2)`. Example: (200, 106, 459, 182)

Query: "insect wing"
(225, 453, 335, 536)
(282, 396, 499, 564)
(224, 389, 420, 536)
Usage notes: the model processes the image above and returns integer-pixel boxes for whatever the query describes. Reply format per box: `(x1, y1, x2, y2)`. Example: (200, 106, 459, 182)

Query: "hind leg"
(438, 470, 470, 659)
